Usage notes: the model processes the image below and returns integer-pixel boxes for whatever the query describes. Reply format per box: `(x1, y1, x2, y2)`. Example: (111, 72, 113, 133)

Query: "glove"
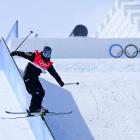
(10, 51, 16, 56)
(59, 81, 64, 87)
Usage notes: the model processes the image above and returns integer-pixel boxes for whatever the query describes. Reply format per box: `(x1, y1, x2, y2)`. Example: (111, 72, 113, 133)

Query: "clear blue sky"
(0, 0, 116, 38)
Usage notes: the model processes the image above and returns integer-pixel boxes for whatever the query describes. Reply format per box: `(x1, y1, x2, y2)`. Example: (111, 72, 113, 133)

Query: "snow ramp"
(0, 40, 56, 140)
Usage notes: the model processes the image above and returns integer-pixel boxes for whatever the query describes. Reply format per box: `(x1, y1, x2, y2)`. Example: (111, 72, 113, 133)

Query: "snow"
(15, 58, 140, 140)
(0, 71, 36, 140)
(1, 37, 140, 140)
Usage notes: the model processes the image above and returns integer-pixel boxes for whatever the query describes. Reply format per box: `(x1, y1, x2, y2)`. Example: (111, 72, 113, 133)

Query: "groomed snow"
(0, 71, 36, 140)
(15, 58, 140, 140)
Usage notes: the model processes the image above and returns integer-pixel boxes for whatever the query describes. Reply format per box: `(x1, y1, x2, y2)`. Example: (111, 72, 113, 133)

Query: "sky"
(0, 0, 116, 38)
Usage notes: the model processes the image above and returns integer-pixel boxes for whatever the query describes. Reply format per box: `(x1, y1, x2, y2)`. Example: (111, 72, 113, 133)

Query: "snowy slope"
(15, 58, 140, 140)
(0, 71, 36, 140)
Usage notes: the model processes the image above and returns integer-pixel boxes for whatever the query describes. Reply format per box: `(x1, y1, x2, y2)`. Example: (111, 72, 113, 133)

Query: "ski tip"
(5, 111, 10, 113)
(1, 117, 13, 120)
(1, 117, 6, 119)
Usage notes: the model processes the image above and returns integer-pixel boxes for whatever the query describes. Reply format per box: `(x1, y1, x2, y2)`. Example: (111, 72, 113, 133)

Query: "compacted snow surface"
(14, 58, 140, 140)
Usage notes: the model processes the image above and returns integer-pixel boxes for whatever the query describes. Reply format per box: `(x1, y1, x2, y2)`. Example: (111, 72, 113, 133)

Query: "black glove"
(59, 81, 64, 87)
(10, 51, 16, 56)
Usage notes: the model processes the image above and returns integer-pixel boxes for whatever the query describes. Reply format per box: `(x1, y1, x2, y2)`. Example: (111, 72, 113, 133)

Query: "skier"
(10, 46, 64, 113)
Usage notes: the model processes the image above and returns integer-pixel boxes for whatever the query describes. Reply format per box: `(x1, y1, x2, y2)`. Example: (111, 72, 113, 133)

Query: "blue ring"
(109, 44, 123, 58)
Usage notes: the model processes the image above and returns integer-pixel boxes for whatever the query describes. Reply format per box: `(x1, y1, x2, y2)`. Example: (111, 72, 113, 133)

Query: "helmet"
(42, 46, 52, 58)
(43, 46, 52, 52)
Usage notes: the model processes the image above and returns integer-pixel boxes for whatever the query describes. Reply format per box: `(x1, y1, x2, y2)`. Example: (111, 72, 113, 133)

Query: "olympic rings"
(109, 44, 139, 58)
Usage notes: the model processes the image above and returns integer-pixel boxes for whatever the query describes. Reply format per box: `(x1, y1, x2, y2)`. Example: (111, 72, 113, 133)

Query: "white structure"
(0, 40, 55, 140)
(11, 38, 140, 58)
(93, 0, 140, 38)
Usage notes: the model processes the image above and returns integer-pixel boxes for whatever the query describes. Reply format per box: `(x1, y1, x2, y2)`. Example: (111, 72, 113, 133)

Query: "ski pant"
(24, 77, 45, 112)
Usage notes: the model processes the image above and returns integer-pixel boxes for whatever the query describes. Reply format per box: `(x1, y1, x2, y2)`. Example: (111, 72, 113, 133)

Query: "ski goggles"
(42, 51, 51, 58)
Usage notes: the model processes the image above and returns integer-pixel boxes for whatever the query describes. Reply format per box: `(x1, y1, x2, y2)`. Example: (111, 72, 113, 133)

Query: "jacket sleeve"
(47, 65, 64, 86)
(11, 51, 35, 62)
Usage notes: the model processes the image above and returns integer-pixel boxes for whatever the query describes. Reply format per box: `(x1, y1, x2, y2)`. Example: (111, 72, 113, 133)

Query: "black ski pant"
(24, 77, 45, 112)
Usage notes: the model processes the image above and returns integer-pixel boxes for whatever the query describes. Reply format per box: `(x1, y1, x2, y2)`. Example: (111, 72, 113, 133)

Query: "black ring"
(124, 44, 138, 58)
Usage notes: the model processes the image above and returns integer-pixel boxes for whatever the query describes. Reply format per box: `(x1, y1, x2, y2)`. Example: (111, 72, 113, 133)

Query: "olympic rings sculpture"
(109, 44, 139, 58)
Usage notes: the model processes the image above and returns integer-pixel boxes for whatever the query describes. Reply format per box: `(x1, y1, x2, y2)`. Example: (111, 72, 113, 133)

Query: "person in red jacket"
(11, 46, 64, 113)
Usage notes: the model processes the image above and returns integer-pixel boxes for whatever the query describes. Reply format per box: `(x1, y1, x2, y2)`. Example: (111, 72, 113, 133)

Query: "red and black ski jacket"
(11, 50, 64, 86)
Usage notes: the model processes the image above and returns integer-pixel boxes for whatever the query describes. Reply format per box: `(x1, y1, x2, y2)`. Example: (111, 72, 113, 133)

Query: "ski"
(5, 111, 29, 114)
(5, 110, 72, 115)
(1, 114, 40, 119)
(1, 110, 73, 119)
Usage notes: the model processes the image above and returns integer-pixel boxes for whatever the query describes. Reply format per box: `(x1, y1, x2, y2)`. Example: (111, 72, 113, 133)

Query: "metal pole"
(64, 82, 79, 85)
(15, 30, 33, 51)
